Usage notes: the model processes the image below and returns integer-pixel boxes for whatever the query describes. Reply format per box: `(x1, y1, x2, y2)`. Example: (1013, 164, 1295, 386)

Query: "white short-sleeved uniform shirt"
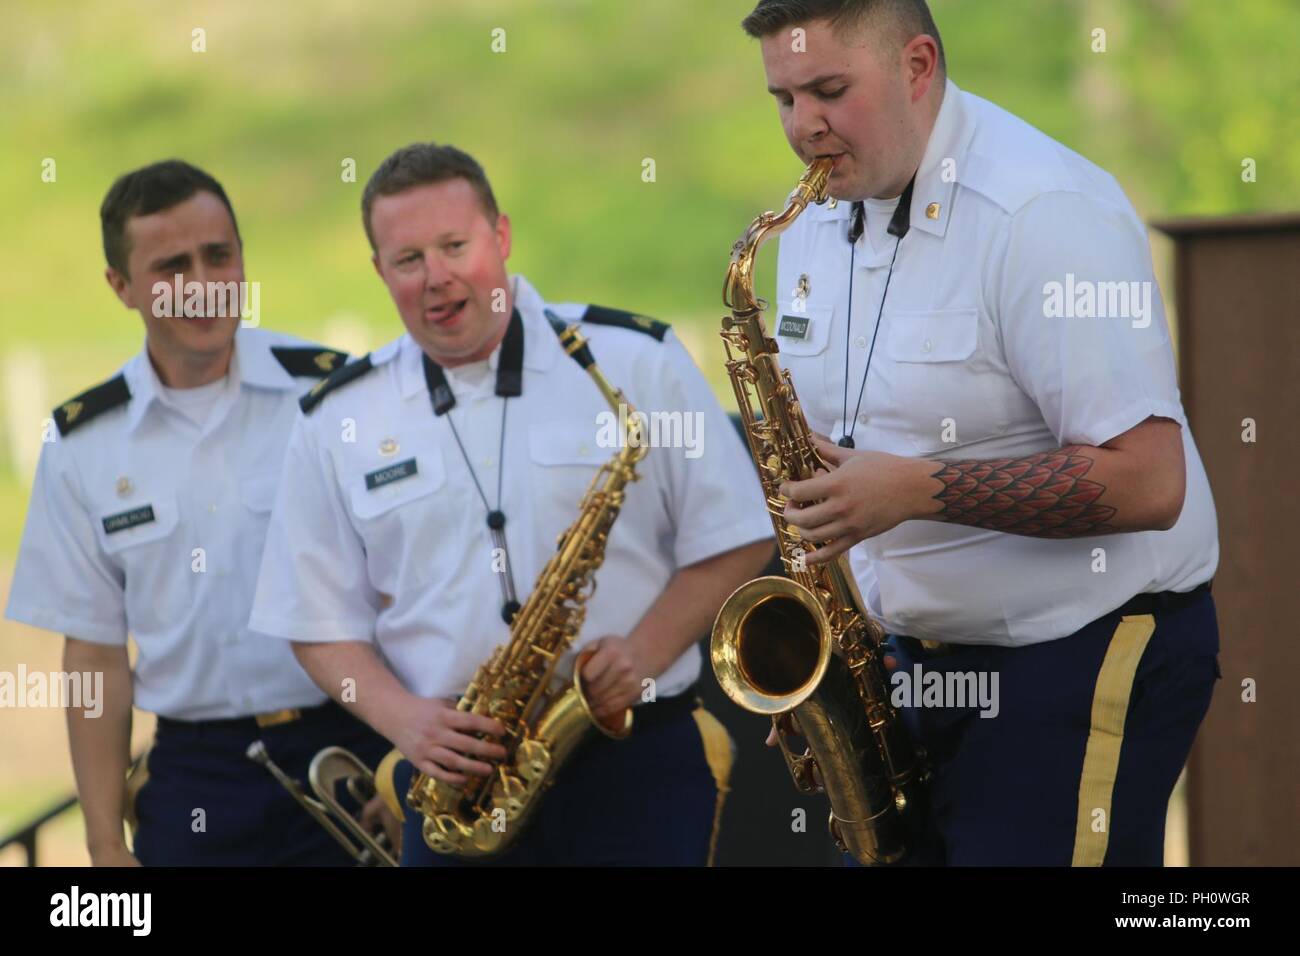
(249, 274, 773, 701)
(4, 327, 346, 719)
(775, 79, 1218, 646)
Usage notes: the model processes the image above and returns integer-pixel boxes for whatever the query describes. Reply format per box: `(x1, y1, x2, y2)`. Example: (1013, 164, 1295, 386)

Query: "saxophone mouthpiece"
(805, 157, 835, 203)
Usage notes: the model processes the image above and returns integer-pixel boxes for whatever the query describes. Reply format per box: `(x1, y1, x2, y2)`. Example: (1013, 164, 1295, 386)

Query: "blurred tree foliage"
(5, 0, 1295, 552)
(1, 0, 1294, 356)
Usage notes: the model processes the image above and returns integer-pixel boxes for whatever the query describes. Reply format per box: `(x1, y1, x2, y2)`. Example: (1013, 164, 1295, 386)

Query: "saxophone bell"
(712, 575, 831, 717)
(712, 575, 910, 864)
(572, 645, 635, 739)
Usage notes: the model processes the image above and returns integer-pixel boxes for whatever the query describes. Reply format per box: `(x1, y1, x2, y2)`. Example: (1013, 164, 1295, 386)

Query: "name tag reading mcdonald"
(777, 315, 811, 340)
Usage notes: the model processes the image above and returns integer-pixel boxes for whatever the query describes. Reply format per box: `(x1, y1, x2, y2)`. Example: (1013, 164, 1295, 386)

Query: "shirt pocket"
(96, 494, 181, 554)
(770, 301, 836, 422)
(771, 302, 833, 358)
(528, 422, 604, 469)
(347, 451, 448, 522)
(239, 474, 280, 514)
(886, 308, 979, 363)
(883, 308, 980, 453)
(527, 421, 605, 523)
(344, 449, 451, 592)
(94, 493, 189, 629)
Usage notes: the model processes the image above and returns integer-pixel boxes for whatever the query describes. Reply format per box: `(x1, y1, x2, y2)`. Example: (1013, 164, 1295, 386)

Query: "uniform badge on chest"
(779, 274, 813, 341)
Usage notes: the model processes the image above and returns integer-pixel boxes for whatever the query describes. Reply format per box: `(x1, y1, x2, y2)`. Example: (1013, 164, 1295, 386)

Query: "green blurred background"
(1, 0, 1296, 863)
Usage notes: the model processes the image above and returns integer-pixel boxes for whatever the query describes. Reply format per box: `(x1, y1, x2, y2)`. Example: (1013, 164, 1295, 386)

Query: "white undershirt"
(443, 358, 493, 392)
(863, 195, 902, 254)
(159, 376, 227, 429)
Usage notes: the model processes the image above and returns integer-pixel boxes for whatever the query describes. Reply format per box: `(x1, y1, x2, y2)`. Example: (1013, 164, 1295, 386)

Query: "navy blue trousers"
(131, 701, 393, 866)
(870, 587, 1219, 866)
(393, 701, 730, 866)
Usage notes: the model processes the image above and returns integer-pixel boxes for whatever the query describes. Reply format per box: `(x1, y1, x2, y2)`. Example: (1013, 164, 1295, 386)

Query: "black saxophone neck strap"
(420, 307, 525, 416)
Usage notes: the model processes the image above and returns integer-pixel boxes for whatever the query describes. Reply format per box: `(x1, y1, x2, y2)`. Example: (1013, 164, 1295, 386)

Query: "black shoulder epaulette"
(271, 346, 349, 379)
(299, 354, 375, 414)
(581, 305, 669, 342)
(53, 374, 131, 437)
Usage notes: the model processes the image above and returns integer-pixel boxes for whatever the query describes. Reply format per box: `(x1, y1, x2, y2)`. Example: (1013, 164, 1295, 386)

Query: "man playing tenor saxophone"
(248, 143, 774, 865)
(738, 0, 1220, 865)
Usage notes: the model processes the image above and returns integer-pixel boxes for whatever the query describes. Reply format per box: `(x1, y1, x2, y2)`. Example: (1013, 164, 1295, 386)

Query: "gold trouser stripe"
(124, 747, 152, 840)
(1071, 613, 1156, 867)
(691, 707, 735, 868)
(374, 748, 407, 823)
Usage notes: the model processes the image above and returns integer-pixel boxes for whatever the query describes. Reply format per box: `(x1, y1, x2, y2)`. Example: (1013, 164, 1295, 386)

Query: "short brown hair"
(741, 0, 946, 74)
(100, 160, 241, 278)
(361, 143, 500, 251)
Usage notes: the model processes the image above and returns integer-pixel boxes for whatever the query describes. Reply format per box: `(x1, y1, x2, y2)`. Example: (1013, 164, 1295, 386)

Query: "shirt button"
(854, 336, 867, 349)
(922, 338, 933, 353)
(858, 413, 869, 425)
(578, 444, 590, 456)
(482, 457, 494, 468)
(208, 503, 218, 513)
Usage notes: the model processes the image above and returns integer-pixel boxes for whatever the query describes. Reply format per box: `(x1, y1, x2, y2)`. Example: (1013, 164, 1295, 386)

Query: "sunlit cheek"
(402, 274, 429, 311)
(383, 269, 418, 309)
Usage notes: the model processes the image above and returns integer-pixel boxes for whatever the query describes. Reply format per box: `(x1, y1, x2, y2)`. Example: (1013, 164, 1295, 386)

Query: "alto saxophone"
(406, 315, 648, 858)
(710, 159, 927, 865)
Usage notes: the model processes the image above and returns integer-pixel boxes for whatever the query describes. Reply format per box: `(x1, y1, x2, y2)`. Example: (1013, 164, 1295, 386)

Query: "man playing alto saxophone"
(249, 143, 774, 866)
(739, 0, 1220, 865)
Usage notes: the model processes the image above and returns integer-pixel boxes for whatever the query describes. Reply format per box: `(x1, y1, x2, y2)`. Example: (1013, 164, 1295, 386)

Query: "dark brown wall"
(1152, 213, 1300, 866)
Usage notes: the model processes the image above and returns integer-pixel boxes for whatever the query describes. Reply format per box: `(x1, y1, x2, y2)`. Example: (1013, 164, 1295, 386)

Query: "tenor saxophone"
(406, 316, 648, 858)
(710, 159, 927, 865)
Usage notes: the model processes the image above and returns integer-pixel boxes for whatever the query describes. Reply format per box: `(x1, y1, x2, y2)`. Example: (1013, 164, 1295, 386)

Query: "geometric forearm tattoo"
(927, 446, 1119, 538)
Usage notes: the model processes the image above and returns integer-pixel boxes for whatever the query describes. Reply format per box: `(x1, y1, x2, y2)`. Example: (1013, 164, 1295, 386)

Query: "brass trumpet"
(247, 741, 397, 867)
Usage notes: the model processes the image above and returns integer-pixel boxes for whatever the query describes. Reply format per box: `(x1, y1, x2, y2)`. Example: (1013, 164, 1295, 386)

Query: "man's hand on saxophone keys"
(781, 434, 935, 563)
(396, 697, 507, 786)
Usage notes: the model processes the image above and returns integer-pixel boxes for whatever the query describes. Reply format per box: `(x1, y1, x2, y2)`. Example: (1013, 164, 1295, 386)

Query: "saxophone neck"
(724, 158, 834, 314)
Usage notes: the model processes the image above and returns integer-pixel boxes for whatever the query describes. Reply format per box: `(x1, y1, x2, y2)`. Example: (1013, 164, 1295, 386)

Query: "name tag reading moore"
(777, 315, 811, 340)
(102, 505, 156, 535)
(365, 458, 418, 491)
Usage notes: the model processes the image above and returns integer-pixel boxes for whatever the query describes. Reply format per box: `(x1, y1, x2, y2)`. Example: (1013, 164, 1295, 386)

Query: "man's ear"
(371, 252, 383, 279)
(105, 267, 133, 309)
(903, 34, 939, 102)
(495, 213, 512, 261)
